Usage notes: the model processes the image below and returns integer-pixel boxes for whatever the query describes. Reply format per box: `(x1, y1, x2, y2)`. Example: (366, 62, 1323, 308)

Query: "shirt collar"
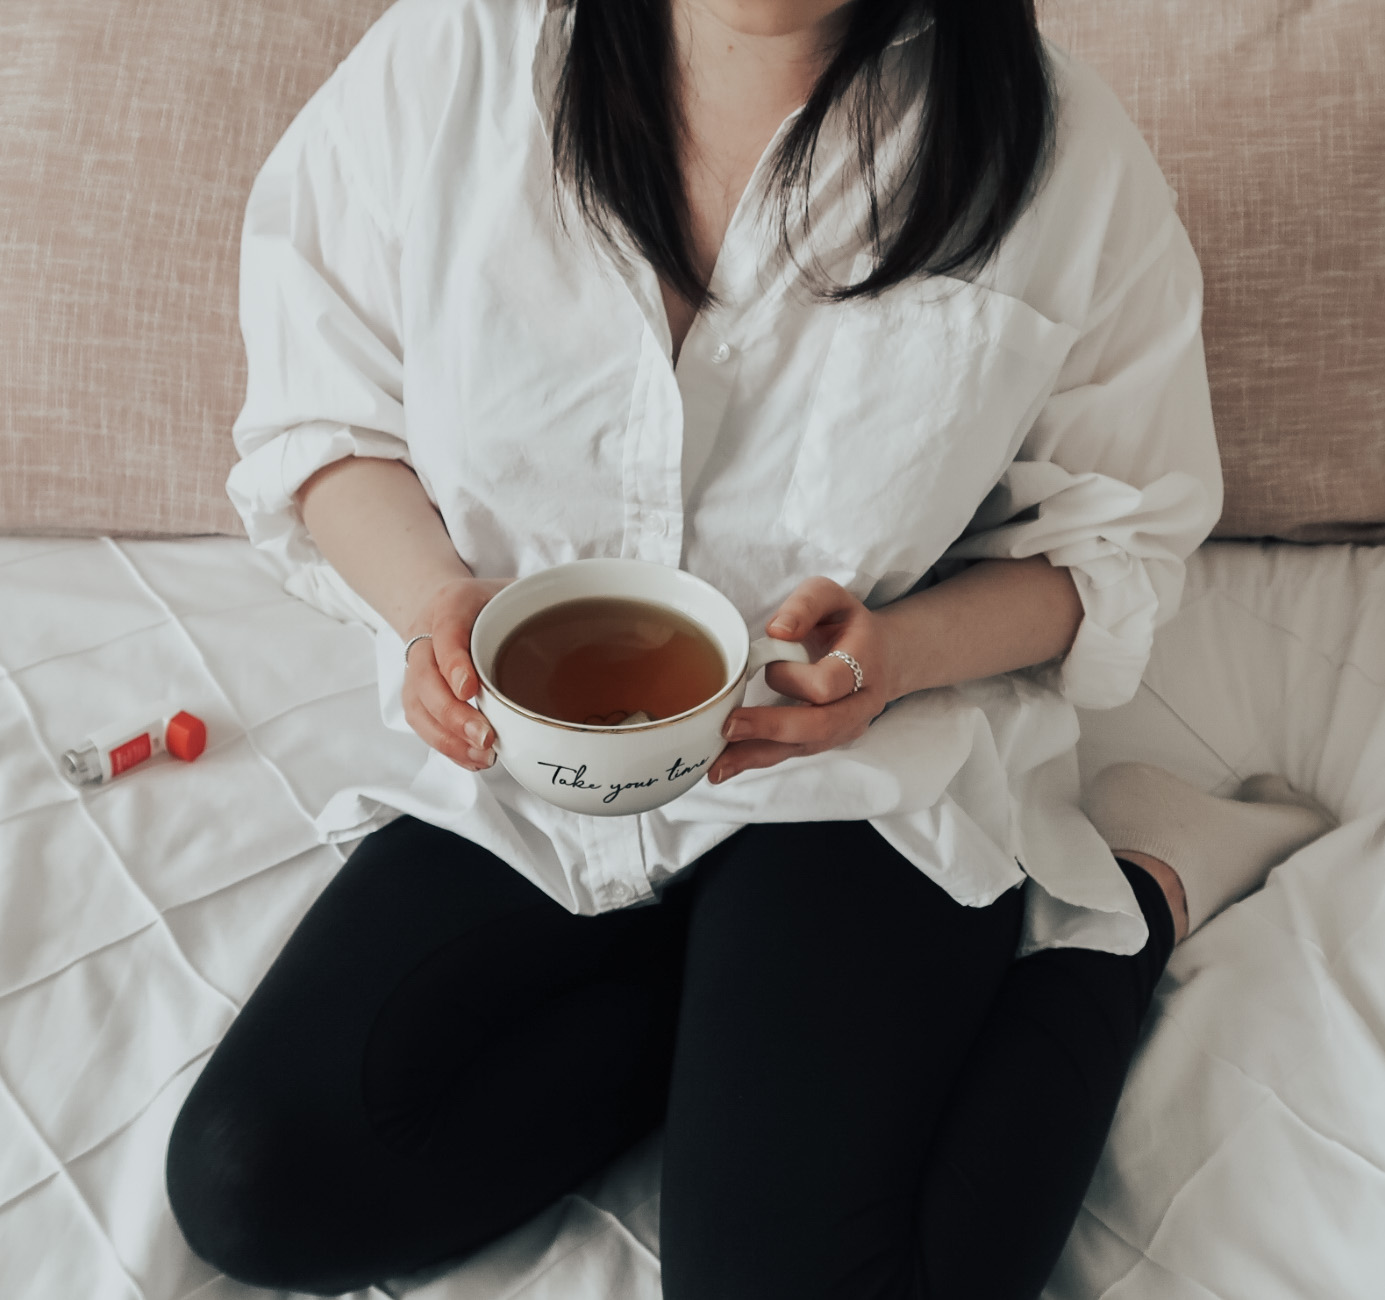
(531, 0, 572, 141)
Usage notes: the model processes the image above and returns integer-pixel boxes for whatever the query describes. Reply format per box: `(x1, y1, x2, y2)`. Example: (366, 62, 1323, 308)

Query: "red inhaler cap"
(165, 711, 207, 763)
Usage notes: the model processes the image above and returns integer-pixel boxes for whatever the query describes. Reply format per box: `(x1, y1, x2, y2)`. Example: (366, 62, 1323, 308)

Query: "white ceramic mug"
(470, 558, 809, 816)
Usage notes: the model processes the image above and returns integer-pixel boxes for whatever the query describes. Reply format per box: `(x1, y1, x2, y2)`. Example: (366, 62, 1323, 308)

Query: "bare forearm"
(712, 556, 1085, 783)
(295, 457, 472, 638)
(877, 556, 1084, 699)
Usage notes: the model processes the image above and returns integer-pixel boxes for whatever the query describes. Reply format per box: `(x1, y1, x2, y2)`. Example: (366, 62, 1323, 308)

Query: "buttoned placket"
(522, 2, 659, 906)
(526, 13, 808, 910)
(589, 109, 818, 904)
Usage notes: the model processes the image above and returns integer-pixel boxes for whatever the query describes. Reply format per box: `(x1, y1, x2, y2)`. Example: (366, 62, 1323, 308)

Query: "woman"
(166, 0, 1331, 1294)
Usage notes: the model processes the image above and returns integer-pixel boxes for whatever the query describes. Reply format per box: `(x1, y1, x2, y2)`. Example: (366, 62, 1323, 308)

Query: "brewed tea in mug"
(493, 596, 727, 726)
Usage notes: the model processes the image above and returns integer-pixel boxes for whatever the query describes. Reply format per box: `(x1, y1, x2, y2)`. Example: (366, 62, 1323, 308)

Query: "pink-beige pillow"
(3, 0, 1381, 540)
(0, 0, 393, 536)
(1042, 0, 1385, 543)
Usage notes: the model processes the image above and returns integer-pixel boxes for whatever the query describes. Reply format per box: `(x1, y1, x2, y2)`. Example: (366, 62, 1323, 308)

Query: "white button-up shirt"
(227, 0, 1222, 955)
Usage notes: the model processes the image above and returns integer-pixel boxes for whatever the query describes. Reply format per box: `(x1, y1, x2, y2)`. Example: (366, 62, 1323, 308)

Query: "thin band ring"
(403, 632, 433, 666)
(827, 649, 865, 693)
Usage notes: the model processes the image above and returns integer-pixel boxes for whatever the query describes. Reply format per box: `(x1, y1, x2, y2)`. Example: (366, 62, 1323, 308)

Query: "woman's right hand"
(401, 576, 509, 770)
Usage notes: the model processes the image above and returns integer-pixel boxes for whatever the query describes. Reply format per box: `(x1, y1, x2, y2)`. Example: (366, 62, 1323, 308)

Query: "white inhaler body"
(61, 709, 207, 785)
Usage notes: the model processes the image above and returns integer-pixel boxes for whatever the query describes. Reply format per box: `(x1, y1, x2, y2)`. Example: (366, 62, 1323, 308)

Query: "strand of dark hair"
(550, 0, 1054, 309)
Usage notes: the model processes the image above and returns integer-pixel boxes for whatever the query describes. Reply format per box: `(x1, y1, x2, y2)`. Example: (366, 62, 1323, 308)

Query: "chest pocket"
(779, 268, 1078, 584)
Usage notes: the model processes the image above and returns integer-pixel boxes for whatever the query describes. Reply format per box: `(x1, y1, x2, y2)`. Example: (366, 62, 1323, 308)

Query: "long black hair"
(550, 0, 1055, 311)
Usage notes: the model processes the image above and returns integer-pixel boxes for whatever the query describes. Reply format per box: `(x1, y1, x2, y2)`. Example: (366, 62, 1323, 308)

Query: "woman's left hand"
(708, 577, 898, 784)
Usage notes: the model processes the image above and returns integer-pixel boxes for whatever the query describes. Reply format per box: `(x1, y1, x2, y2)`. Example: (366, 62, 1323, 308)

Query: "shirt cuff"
(1045, 546, 1163, 709)
(945, 465, 1208, 711)
(226, 420, 411, 629)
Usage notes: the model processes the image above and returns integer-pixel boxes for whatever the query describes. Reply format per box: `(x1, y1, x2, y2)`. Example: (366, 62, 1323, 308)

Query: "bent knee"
(166, 1083, 350, 1293)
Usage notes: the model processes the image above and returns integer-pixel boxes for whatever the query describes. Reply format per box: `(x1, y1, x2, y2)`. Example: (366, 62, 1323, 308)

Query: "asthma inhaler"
(61, 709, 207, 785)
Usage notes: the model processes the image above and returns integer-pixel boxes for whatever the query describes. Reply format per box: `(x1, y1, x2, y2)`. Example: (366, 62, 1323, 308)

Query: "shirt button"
(608, 882, 634, 905)
(711, 342, 731, 364)
(649, 513, 669, 537)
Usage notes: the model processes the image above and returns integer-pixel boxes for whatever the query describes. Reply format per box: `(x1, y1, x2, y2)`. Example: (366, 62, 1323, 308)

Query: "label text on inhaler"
(109, 733, 153, 776)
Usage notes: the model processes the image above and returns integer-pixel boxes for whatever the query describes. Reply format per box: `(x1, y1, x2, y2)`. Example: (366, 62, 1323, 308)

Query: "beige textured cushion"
(1042, 0, 1385, 543)
(0, 0, 392, 536)
(3, 0, 1382, 540)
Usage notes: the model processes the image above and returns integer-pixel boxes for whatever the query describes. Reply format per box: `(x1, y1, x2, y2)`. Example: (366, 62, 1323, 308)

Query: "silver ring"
(827, 649, 864, 693)
(403, 632, 433, 666)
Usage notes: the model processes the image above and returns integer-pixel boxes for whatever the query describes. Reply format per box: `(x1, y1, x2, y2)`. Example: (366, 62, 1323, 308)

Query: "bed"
(3, 0, 1383, 1296)
(2, 533, 1382, 1299)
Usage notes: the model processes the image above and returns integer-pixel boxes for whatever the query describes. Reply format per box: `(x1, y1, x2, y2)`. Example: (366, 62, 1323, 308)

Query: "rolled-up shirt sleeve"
(944, 207, 1223, 710)
(226, 11, 436, 625)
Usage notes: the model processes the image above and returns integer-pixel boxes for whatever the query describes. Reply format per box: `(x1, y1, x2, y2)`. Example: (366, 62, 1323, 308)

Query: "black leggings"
(166, 817, 1173, 1298)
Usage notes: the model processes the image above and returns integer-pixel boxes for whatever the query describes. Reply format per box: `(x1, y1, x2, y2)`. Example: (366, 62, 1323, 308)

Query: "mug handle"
(745, 636, 811, 679)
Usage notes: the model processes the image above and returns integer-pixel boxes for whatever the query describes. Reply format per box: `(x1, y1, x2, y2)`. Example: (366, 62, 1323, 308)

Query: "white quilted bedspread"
(1, 535, 1382, 1300)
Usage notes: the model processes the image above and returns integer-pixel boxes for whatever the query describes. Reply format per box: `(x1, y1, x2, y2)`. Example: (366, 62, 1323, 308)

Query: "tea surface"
(493, 597, 727, 726)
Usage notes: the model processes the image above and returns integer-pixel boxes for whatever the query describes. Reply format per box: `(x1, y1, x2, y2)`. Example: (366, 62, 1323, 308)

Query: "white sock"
(1084, 763, 1335, 935)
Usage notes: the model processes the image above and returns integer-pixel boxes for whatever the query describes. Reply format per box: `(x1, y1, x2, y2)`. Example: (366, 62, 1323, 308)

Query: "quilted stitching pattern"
(0, 537, 664, 1300)
(2, 536, 1383, 1298)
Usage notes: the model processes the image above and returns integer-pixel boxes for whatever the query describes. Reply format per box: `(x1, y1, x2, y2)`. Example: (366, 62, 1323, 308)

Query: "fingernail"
(468, 746, 495, 768)
(723, 719, 747, 741)
(451, 670, 470, 698)
(464, 719, 490, 747)
(769, 618, 793, 635)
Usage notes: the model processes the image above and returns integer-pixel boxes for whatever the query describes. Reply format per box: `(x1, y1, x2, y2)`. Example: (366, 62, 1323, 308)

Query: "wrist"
(873, 596, 941, 700)
(395, 568, 476, 640)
